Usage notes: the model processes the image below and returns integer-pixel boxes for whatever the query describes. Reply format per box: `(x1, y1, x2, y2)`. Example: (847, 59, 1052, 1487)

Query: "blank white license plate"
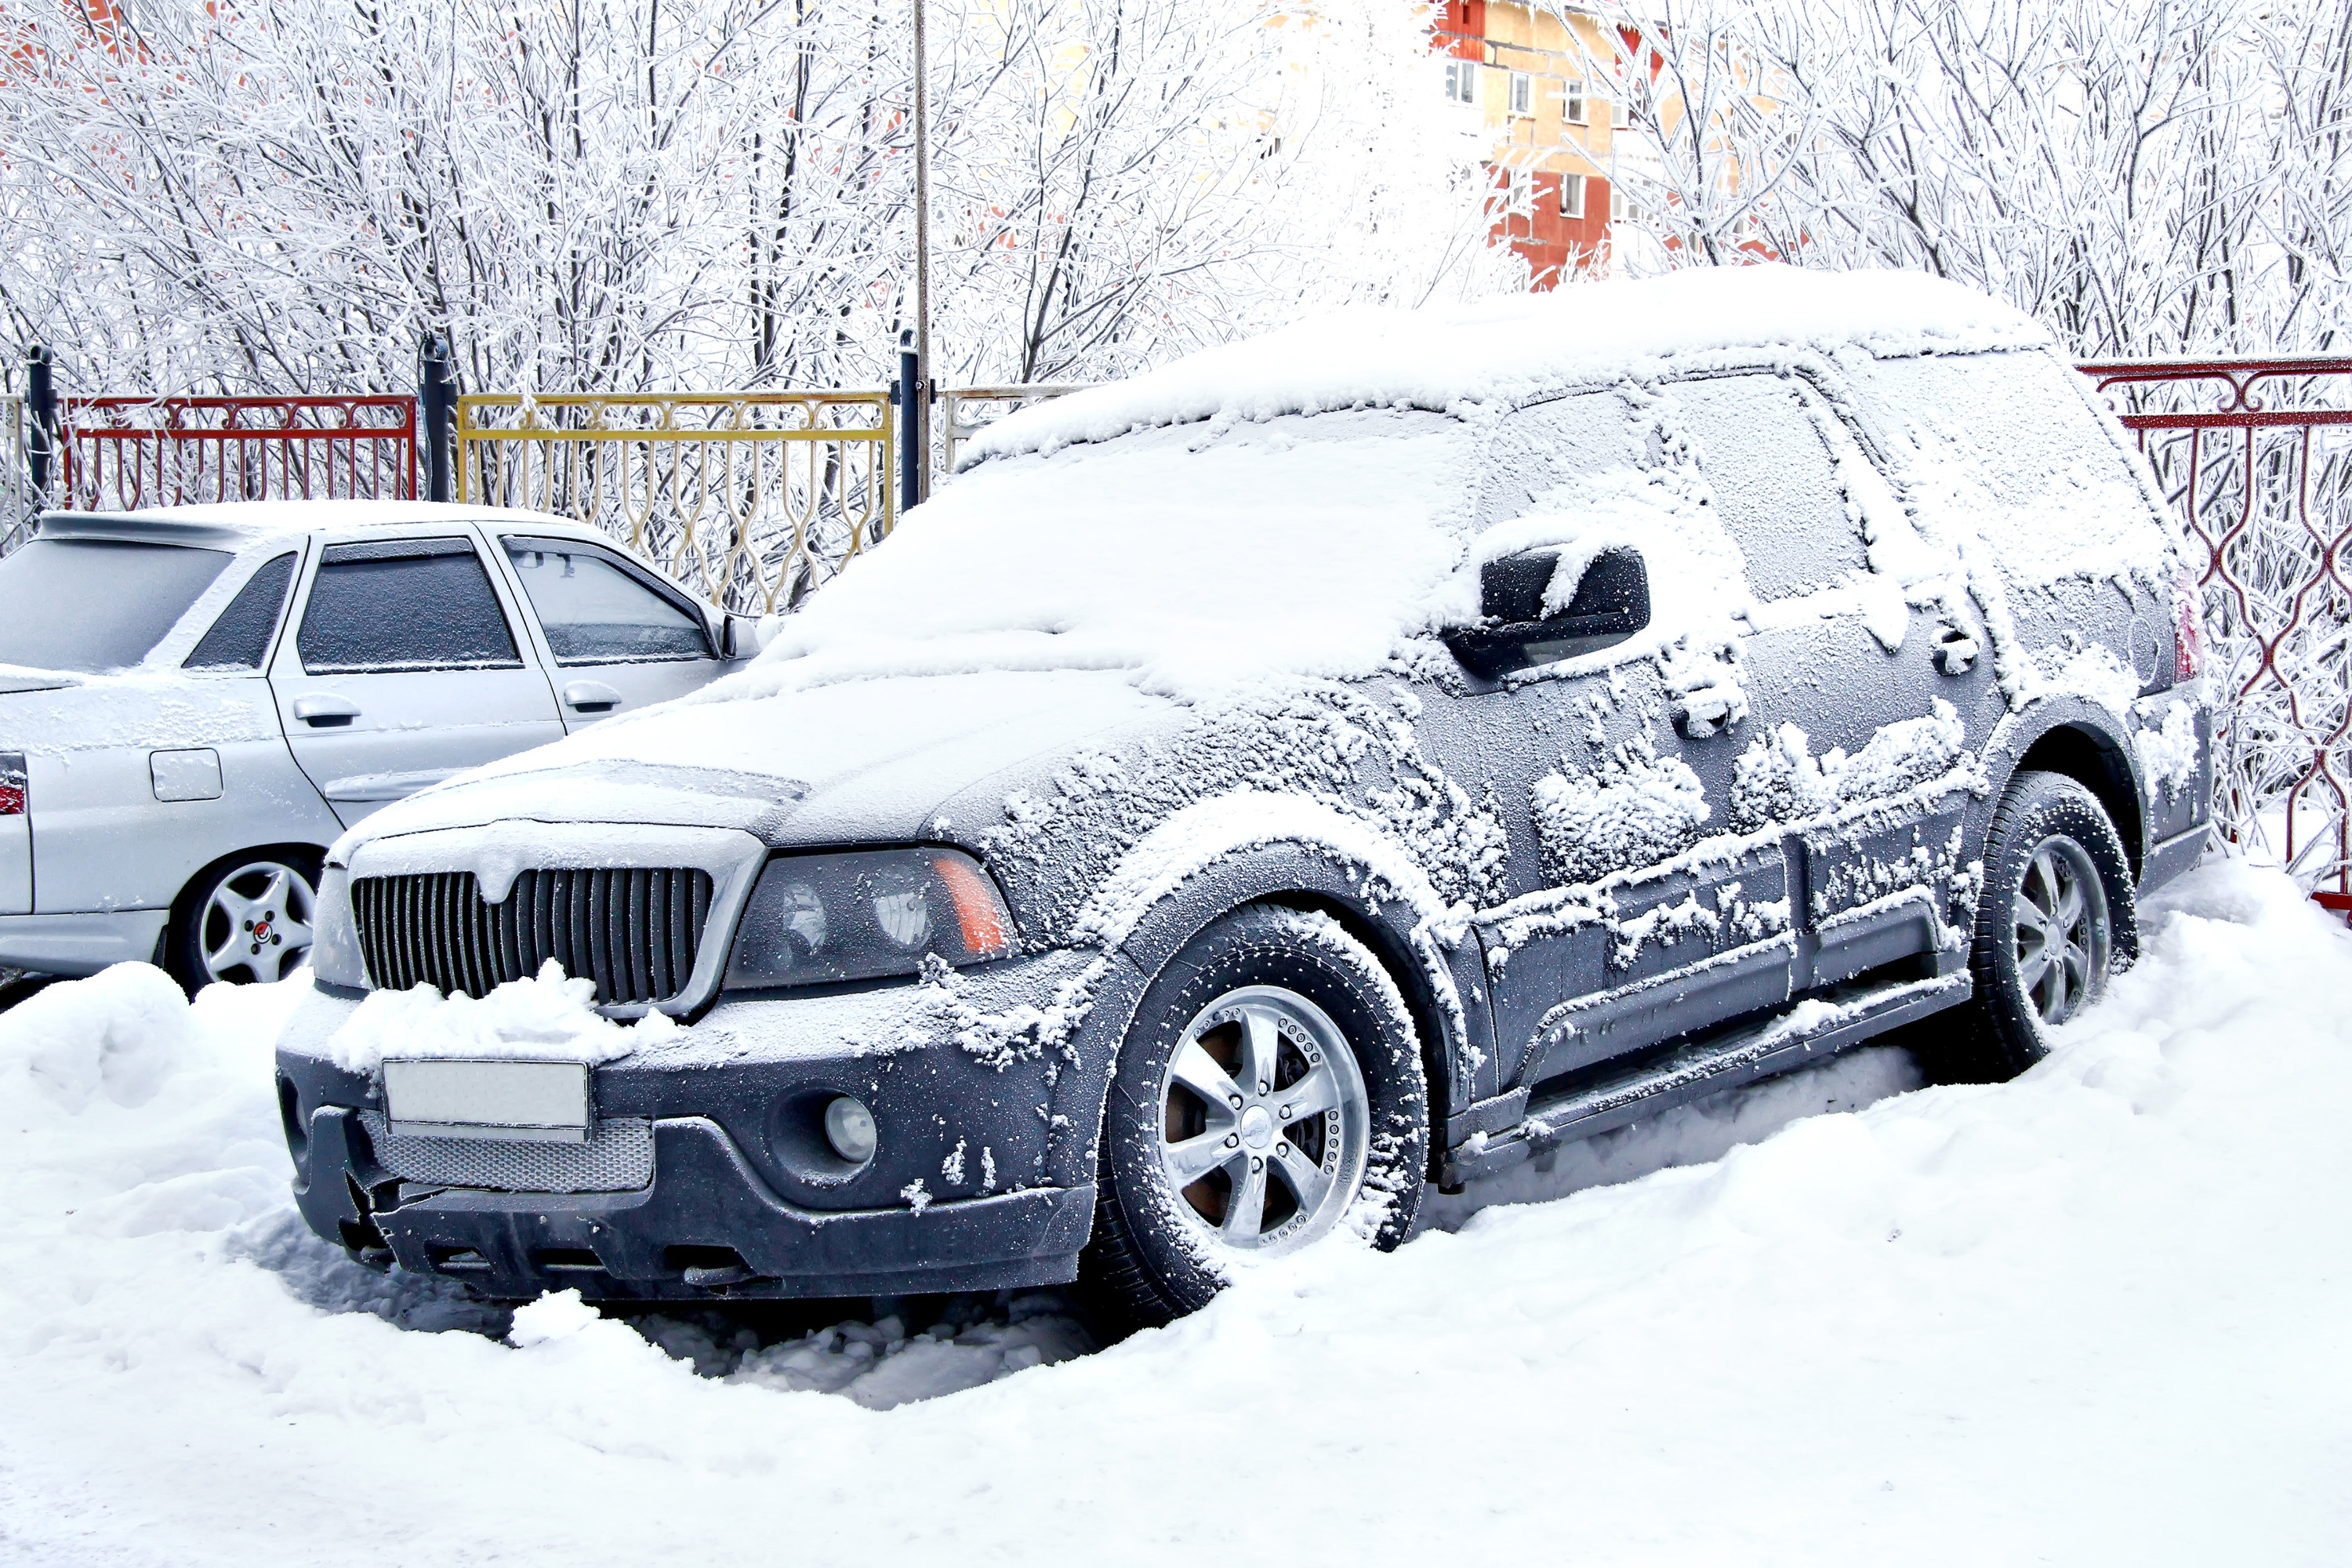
(383, 1058, 590, 1143)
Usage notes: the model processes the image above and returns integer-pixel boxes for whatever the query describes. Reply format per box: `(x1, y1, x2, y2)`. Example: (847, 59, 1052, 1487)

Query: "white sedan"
(0, 503, 753, 991)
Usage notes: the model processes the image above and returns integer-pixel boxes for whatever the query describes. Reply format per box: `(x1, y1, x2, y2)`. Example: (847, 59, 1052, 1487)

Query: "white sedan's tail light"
(0, 753, 24, 816)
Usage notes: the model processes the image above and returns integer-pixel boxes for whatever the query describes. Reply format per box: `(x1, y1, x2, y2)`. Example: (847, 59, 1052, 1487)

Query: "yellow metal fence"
(456, 390, 895, 615)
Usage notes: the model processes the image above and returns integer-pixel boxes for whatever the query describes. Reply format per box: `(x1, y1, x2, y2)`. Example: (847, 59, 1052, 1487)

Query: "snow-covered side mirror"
(1445, 546, 1651, 678)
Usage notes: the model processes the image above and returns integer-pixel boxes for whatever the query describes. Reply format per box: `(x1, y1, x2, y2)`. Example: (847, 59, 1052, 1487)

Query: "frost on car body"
(270, 265, 2213, 1312)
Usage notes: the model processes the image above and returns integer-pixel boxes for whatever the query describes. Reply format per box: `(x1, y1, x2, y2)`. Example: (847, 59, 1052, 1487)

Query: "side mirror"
(1443, 546, 1651, 678)
(717, 612, 765, 660)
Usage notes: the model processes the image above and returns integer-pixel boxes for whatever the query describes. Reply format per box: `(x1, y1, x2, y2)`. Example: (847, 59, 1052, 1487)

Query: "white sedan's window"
(298, 538, 523, 673)
(501, 538, 711, 664)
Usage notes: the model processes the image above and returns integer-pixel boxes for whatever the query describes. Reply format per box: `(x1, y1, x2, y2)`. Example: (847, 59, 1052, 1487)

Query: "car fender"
(1041, 792, 1496, 1194)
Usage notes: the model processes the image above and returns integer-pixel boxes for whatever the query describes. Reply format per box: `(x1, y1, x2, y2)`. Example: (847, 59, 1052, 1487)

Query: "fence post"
(897, 330, 921, 515)
(24, 347, 55, 506)
(419, 332, 457, 503)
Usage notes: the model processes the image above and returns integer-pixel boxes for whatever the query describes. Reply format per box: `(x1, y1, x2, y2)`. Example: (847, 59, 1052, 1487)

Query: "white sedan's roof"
(37, 500, 597, 554)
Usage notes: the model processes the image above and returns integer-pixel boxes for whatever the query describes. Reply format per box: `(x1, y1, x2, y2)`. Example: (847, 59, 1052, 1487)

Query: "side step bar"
(1443, 971, 1971, 1188)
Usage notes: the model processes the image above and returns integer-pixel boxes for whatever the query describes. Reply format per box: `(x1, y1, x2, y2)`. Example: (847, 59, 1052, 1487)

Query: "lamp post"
(910, 0, 933, 503)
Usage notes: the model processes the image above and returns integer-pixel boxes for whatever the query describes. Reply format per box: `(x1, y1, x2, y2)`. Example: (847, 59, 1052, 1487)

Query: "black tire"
(162, 847, 325, 994)
(1081, 904, 1429, 1330)
(1916, 770, 2136, 1084)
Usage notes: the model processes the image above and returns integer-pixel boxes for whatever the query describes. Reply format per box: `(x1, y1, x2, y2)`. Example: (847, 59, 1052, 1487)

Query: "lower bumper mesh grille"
(350, 866, 713, 1005)
(359, 1111, 654, 1193)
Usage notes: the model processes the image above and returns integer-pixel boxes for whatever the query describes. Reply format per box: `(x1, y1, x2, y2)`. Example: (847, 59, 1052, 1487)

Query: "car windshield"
(0, 538, 233, 673)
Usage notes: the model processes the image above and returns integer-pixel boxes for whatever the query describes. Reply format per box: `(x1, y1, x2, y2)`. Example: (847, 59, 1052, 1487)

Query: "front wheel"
(1920, 770, 2136, 1083)
(1082, 904, 1429, 1329)
(164, 851, 322, 993)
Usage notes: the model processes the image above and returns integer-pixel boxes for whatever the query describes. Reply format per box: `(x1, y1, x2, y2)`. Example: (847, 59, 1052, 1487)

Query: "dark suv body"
(274, 269, 2210, 1323)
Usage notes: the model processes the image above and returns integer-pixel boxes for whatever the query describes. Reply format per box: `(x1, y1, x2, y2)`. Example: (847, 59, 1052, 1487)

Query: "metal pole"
(24, 347, 55, 506)
(910, 0, 932, 503)
(420, 332, 456, 503)
(897, 331, 921, 516)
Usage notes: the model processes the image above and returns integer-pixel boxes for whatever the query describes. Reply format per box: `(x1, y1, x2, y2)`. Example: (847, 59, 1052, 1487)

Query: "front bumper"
(0, 908, 169, 976)
(274, 950, 1111, 1302)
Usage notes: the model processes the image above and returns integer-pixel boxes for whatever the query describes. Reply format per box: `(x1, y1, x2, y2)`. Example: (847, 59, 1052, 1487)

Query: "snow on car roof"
(964, 264, 2049, 466)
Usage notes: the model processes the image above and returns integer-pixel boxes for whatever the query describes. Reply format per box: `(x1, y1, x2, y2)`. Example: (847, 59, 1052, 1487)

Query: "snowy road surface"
(1, 861, 2345, 1564)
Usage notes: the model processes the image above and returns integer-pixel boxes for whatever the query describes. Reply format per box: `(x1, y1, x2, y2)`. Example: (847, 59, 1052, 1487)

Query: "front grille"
(358, 1111, 654, 1193)
(350, 867, 713, 1005)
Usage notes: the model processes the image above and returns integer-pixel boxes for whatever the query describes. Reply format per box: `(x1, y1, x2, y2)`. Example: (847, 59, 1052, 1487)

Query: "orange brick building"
(1432, 1, 1627, 288)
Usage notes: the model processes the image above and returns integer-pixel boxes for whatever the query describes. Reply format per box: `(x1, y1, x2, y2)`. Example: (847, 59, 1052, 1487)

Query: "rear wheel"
(1918, 771, 2135, 1083)
(1082, 905, 1428, 1330)
(164, 850, 322, 993)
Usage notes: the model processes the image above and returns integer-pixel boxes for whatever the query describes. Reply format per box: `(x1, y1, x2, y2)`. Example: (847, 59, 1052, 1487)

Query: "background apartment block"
(1432, 1, 1632, 287)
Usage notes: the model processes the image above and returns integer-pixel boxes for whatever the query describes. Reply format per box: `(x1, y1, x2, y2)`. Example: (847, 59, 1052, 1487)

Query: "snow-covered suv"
(274, 267, 2212, 1326)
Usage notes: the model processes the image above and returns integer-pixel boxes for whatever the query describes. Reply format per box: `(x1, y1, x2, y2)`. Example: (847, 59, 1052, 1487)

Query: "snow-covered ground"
(2, 859, 2345, 1564)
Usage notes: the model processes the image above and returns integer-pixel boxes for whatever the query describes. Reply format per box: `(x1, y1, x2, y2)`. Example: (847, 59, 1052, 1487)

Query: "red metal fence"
(53, 394, 419, 511)
(2080, 356, 2352, 899)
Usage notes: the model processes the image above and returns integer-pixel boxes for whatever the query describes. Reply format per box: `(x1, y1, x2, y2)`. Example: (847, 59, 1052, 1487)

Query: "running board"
(1443, 971, 1971, 1188)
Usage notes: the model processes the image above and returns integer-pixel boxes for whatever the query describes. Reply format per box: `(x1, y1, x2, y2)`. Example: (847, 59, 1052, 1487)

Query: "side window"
(1674, 376, 1867, 601)
(500, 537, 713, 663)
(1479, 389, 1648, 528)
(297, 538, 523, 674)
(184, 551, 296, 670)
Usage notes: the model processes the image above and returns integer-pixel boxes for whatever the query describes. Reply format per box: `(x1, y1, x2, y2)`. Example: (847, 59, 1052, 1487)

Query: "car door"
(1671, 370, 1990, 990)
(1443, 388, 1799, 1089)
(491, 532, 726, 728)
(268, 530, 567, 826)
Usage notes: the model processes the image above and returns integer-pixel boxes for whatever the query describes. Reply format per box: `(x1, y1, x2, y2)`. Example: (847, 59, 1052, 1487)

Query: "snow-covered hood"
(339, 669, 1180, 858)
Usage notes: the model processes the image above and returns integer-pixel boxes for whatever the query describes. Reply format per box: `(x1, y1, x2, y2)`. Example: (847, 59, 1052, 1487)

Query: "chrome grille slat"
(349, 866, 713, 1005)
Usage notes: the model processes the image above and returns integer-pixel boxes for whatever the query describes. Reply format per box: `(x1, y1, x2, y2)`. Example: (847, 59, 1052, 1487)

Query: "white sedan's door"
(269, 532, 566, 826)
(492, 532, 727, 728)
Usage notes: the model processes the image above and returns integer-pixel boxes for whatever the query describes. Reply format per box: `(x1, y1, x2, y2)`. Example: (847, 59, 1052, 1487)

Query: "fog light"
(822, 1096, 877, 1164)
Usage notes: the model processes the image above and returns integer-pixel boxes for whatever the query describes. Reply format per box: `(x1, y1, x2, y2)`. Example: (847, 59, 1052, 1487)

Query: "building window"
(1609, 181, 1629, 222)
(1611, 93, 1632, 128)
(1508, 71, 1533, 116)
(1563, 78, 1587, 124)
(1444, 59, 1477, 104)
(1502, 165, 1532, 215)
(1560, 174, 1587, 220)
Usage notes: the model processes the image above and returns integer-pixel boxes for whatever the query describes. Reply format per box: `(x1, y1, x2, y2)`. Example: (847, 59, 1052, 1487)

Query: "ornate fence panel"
(941, 384, 1087, 475)
(53, 395, 419, 511)
(457, 392, 893, 615)
(2080, 356, 2352, 898)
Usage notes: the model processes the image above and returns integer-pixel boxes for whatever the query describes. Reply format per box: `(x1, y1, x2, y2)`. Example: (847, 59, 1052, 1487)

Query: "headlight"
(724, 848, 1014, 989)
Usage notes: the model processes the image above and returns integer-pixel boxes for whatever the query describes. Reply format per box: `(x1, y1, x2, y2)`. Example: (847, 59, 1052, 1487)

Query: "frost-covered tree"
(0, 0, 1517, 397)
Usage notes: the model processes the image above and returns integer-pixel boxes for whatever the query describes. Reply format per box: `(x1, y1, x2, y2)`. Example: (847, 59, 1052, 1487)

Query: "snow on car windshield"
(0, 539, 231, 673)
(734, 406, 1481, 703)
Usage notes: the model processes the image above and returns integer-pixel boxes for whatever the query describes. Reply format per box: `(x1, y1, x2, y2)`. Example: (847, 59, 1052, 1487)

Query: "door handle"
(290, 694, 361, 728)
(1933, 626, 1979, 676)
(562, 680, 623, 714)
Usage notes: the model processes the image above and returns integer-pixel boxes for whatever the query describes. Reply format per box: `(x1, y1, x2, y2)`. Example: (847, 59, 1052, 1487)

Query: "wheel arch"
(1047, 829, 1497, 1196)
(1984, 701, 2147, 878)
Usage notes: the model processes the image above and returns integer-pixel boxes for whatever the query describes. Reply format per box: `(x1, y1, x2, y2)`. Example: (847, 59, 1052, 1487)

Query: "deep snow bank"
(2, 861, 2347, 1565)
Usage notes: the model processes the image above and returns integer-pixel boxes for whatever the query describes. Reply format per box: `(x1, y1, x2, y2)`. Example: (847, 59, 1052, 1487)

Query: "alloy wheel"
(1156, 984, 1370, 1254)
(198, 860, 317, 985)
(2012, 834, 2111, 1026)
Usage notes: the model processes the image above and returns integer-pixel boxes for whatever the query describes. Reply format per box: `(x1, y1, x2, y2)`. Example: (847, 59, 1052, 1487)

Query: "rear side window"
(297, 538, 522, 673)
(1675, 376, 1868, 601)
(1850, 349, 2169, 586)
(501, 536, 711, 663)
(184, 552, 297, 671)
(0, 538, 230, 673)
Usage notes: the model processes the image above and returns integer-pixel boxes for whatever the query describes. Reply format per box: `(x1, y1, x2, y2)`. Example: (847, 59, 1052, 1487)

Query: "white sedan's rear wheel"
(167, 854, 320, 991)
